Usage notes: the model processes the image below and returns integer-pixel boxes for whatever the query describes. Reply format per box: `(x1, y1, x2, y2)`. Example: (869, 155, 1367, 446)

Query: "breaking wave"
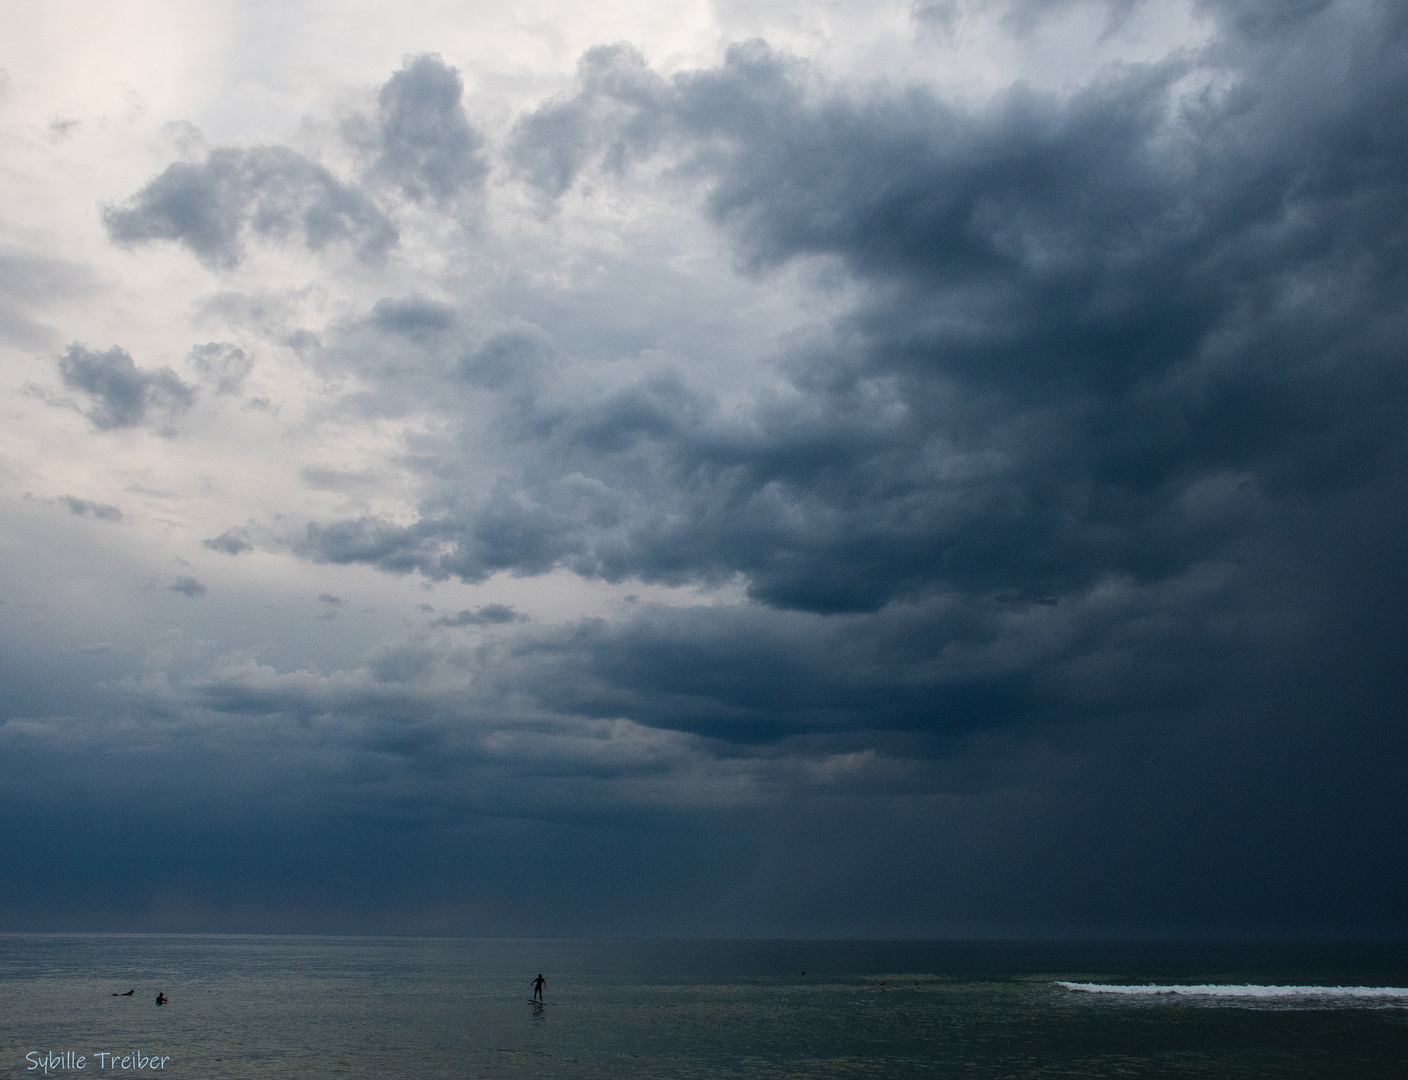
(1058, 983, 1408, 999)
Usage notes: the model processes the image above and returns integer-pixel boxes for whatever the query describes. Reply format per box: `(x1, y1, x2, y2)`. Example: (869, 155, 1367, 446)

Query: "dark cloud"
(402, 560, 1275, 744)
(203, 527, 254, 554)
(913, 0, 1337, 40)
(103, 146, 397, 269)
(276, 9, 1408, 940)
(57, 344, 196, 433)
(507, 44, 673, 200)
(188, 341, 253, 394)
(300, 294, 486, 419)
(298, 514, 453, 576)
(455, 325, 555, 389)
(369, 294, 457, 337)
(60, 496, 123, 521)
(13, 5, 1408, 936)
(317, 593, 342, 605)
(169, 576, 207, 597)
(8, 492, 1401, 935)
(303, 301, 556, 420)
(348, 53, 489, 204)
(1198, 0, 1340, 40)
(429, 603, 522, 627)
(458, 604, 1033, 743)
(292, 4, 1408, 619)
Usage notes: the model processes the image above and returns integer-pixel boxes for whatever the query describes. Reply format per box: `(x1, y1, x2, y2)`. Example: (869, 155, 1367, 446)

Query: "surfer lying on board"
(532, 973, 546, 1002)
(111, 990, 135, 996)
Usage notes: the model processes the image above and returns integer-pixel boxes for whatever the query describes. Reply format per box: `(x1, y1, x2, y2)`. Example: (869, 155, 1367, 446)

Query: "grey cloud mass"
(102, 146, 398, 268)
(60, 496, 123, 521)
(350, 53, 490, 204)
(203, 526, 254, 554)
(430, 603, 523, 627)
(169, 575, 207, 597)
(4, 0, 1406, 936)
(57, 344, 196, 432)
(103, 56, 483, 275)
(188, 341, 253, 394)
(302, 6, 1408, 619)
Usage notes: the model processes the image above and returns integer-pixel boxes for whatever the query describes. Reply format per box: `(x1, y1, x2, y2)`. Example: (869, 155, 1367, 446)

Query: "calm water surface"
(2, 936, 1406, 1078)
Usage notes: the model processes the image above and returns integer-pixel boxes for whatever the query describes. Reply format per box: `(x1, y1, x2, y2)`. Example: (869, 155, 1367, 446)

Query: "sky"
(0, 0, 1405, 937)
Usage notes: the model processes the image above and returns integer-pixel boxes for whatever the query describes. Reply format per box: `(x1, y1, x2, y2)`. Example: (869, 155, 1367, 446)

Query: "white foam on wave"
(1058, 982, 1408, 999)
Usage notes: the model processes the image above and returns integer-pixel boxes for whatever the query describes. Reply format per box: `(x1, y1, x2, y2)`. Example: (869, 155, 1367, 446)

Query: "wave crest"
(1058, 983, 1408, 999)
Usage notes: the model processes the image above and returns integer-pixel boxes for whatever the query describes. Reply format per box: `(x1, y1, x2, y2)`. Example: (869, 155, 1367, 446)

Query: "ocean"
(3, 936, 1406, 1078)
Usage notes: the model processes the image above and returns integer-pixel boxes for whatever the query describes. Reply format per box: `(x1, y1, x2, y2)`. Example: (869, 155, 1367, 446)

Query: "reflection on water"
(2, 937, 1406, 1078)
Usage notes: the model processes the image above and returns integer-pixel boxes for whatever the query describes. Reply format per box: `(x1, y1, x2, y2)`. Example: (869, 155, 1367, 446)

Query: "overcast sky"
(1, 0, 1404, 937)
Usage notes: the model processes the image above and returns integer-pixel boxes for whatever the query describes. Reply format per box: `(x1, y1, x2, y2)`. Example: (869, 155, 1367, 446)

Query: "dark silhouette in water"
(532, 973, 545, 1002)
(111, 990, 135, 996)
(155, 993, 167, 1006)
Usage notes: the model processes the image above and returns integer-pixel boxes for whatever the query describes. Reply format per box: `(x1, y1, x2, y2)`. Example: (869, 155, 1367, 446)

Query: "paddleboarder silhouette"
(532, 973, 546, 1003)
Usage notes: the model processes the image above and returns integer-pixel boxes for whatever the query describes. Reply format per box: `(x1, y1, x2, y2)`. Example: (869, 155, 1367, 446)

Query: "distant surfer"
(532, 973, 546, 1003)
(112, 989, 135, 996)
(155, 993, 167, 1006)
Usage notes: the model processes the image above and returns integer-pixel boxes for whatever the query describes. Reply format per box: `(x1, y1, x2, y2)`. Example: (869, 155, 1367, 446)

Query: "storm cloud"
(303, 4, 1408, 620)
(2, 0, 1405, 936)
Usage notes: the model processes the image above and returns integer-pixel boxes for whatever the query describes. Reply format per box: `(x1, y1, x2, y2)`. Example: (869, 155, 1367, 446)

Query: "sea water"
(2, 936, 1406, 1078)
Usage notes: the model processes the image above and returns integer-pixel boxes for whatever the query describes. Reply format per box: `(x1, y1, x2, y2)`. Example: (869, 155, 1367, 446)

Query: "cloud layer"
(0, 2, 1404, 935)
